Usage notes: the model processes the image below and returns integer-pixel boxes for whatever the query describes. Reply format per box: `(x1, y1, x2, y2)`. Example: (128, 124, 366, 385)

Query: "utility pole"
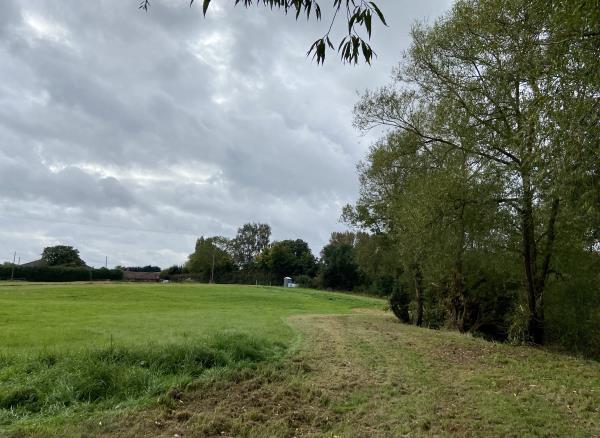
(10, 251, 16, 281)
(105, 256, 108, 269)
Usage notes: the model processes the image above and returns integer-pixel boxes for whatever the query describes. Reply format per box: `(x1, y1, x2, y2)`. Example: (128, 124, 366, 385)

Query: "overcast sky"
(0, 0, 452, 268)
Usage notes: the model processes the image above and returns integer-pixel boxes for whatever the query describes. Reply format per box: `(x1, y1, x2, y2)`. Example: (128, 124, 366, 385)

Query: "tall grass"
(0, 333, 285, 428)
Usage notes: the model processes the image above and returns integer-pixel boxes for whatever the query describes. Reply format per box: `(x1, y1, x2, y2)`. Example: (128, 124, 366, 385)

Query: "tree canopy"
(229, 223, 271, 269)
(186, 236, 234, 279)
(348, 0, 599, 345)
(257, 239, 317, 282)
(41, 246, 86, 267)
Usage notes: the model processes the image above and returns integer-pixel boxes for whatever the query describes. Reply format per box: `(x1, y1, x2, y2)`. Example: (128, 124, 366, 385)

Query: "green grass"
(0, 283, 382, 353)
(84, 312, 599, 438)
(0, 283, 383, 434)
(2, 283, 599, 437)
(0, 334, 281, 428)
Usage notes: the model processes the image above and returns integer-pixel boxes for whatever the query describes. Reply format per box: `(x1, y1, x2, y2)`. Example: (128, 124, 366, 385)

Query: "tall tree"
(319, 233, 360, 291)
(187, 236, 234, 279)
(230, 223, 271, 268)
(345, 129, 514, 332)
(257, 239, 317, 282)
(41, 246, 86, 267)
(353, 0, 599, 343)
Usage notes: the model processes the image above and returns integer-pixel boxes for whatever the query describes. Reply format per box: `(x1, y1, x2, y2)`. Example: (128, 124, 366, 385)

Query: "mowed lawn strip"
(82, 312, 600, 438)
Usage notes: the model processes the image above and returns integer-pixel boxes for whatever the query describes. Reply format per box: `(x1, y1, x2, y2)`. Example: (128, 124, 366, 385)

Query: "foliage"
(164, 269, 279, 285)
(139, 0, 386, 64)
(294, 274, 316, 288)
(313, 231, 399, 296)
(186, 236, 234, 280)
(348, 0, 600, 351)
(256, 239, 317, 284)
(319, 237, 360, 291)
(183, 224, 318, 286)
(41, 245, 86, 267)
(388, 284, 410, 323)
(229, 223, 271, 269)
(159, 264, 187, 279)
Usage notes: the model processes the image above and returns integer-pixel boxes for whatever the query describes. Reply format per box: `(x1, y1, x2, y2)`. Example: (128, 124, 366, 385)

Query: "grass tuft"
(0, 333, 284, 429)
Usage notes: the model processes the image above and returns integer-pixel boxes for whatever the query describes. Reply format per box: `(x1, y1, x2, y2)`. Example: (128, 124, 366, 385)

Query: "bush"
(544, 251, 600, 359)
(163, 270, 279, 286)
(388, 284, 410, 323)
(294, 275, 315, 288)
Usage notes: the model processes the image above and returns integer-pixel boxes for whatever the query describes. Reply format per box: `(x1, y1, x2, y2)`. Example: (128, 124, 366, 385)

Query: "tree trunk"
(389, 284, 410, 323)
(520, 171, 543, 344)
(452, 202, 467, 332)
(535, 197, 560, 342)
(413, 263, 424, 327)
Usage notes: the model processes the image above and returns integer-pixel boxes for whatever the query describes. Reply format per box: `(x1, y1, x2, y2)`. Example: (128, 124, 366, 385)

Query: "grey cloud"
(0, 0, 452, 267)
(0, 158, 136, 209)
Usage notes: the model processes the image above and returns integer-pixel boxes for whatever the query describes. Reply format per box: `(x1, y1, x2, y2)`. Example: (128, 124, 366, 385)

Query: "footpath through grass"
(88, 311, 600, 438)
(0, 283, 383, 435)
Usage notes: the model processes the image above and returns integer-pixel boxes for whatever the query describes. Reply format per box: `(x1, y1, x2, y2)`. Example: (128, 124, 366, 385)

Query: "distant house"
(122, 271, 161, 282)
(20, 259, 92, 269)
(20, 259, 47, 268)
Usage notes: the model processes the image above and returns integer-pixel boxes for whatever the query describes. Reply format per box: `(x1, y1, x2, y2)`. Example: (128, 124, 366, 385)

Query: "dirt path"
(81, 311, 599, 438)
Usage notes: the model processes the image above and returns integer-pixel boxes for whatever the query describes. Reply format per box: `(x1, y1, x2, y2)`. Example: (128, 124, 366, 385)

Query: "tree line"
(159, 223, 400, 293)
(341, 0, 599, 356)
(160, 223, 312, 285)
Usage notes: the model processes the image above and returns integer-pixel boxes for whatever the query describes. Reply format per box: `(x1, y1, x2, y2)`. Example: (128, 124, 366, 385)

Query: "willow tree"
(345, 126, 508, 331)
(140, 0, 387, 64)
(354, 0, 599, 343)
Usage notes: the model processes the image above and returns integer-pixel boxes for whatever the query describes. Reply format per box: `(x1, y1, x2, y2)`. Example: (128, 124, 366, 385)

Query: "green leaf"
(361, 40, 372, 65)
(202, 0, 211, 16)
(326, 36, 334, 50)
(348, 11, 359, 34)
(369, 1, 387, 26)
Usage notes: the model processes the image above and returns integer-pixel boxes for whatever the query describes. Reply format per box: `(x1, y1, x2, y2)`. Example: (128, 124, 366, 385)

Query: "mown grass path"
(77, 310, 600, 438)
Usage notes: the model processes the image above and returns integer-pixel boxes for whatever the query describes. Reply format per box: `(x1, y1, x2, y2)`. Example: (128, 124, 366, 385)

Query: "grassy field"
(0, 282, 382, 353)
(0, 282, 382, 435)
(1, 283, 599, 437)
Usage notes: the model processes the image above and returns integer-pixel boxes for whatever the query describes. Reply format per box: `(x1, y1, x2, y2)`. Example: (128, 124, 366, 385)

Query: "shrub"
(388, 285, 410, 323)
(294, 275, 315, 288)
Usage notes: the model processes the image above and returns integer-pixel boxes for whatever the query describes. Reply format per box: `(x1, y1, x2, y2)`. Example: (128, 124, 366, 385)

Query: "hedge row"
(161, 270, 279, 286)
(0, 266, 123, 282)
